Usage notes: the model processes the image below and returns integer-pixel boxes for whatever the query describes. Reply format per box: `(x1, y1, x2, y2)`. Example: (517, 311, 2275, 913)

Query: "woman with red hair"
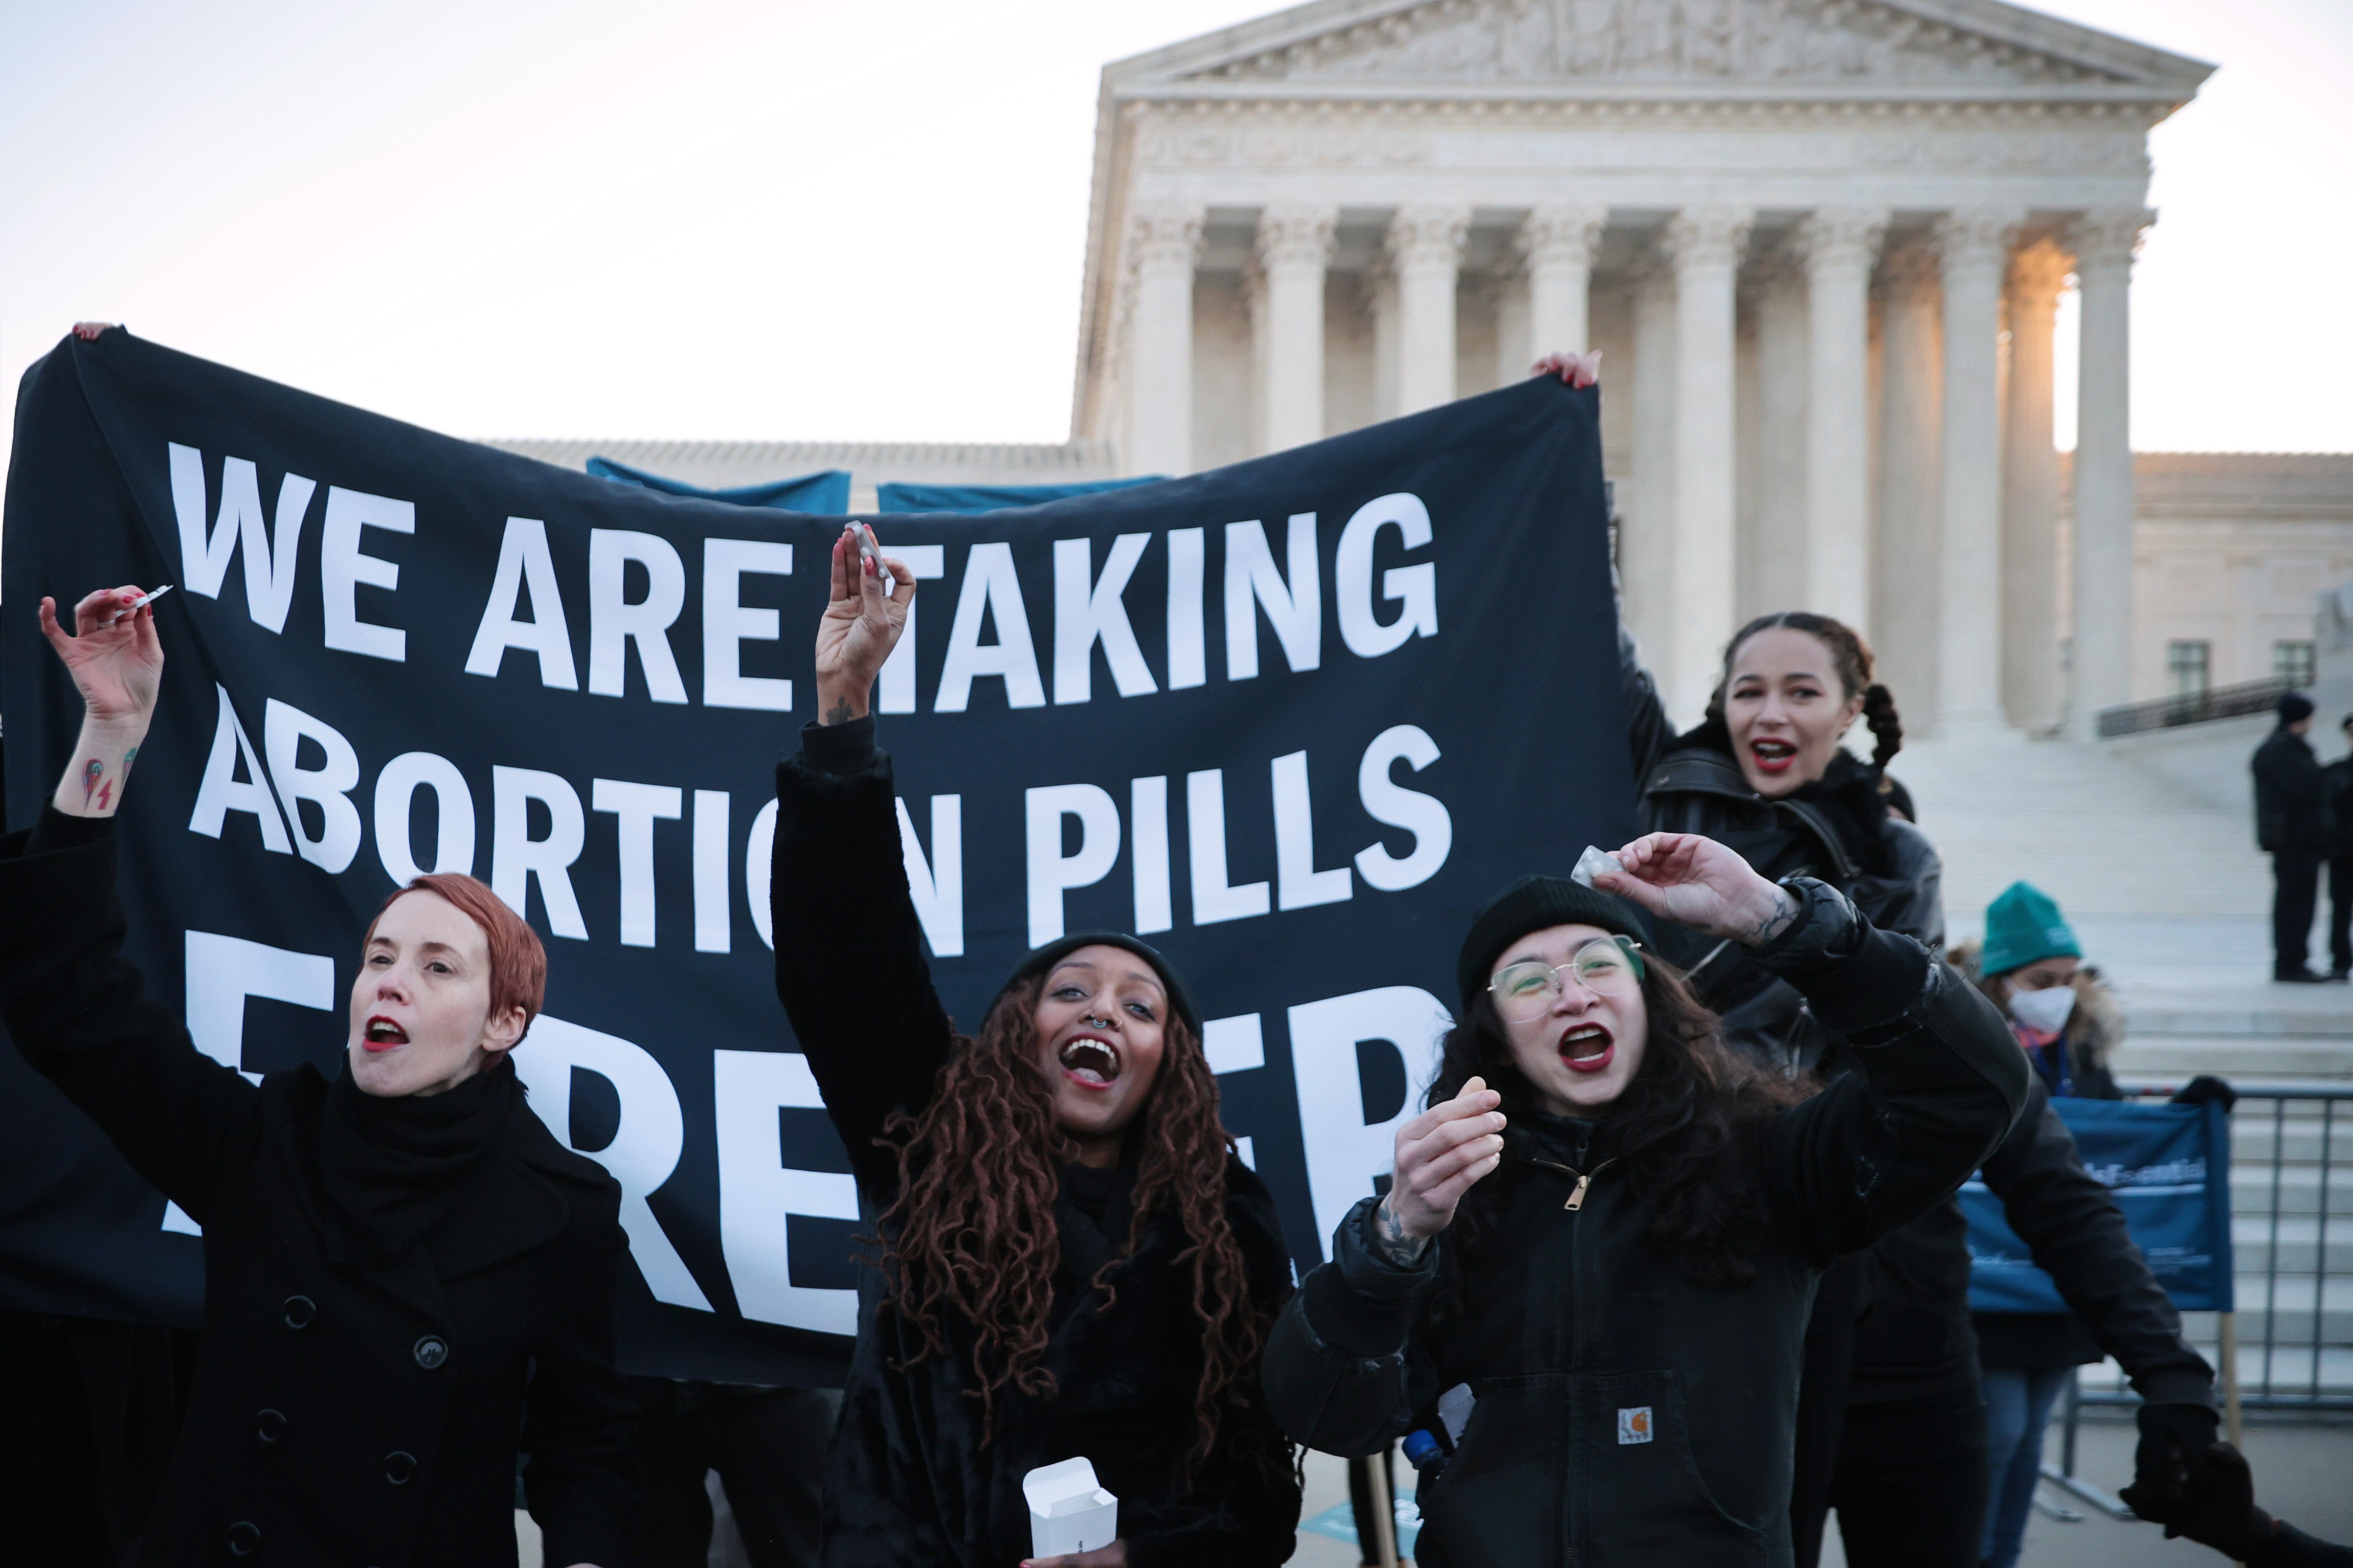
(770, 527, 1301, 1568)
(0, 586, 639, 1567)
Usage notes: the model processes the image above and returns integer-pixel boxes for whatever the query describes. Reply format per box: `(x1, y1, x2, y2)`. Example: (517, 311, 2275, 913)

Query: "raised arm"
(770, 526, 951, 1195)
(0, 587, 263, 1221)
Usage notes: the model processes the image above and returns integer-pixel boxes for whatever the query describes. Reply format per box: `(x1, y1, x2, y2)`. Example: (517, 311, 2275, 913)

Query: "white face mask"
(2008, 984, 2077, 1035)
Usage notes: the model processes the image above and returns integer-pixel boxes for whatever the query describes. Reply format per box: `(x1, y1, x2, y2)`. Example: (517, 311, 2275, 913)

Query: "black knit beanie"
(999, 932, 1204, 1038)
(2278, 691, 2315, 723)
(1456, 875, 1650, 1016)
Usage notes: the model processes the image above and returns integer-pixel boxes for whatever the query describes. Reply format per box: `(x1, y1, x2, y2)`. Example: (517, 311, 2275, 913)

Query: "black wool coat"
(2254, 726, 2328, 856)
(0, 819, 639, 1568)
(771, 721, 1302, 1568)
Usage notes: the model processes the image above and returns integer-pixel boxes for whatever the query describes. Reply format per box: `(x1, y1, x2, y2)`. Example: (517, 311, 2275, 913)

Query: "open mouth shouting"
(1559, 1021, 1615, 1075)
(1058, 1034, 1123, 1091)
(1749, 736, 1798, 777)
(362, 1014, 410, 1053)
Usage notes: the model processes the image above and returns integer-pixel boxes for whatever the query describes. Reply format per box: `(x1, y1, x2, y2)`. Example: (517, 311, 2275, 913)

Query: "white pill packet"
(1571, 845, 1624, 889)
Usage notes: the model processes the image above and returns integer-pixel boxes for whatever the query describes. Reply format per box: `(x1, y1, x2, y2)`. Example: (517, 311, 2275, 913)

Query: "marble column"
(1748, 257, 1810, 621)
(2070, 209, 2153, 731)
(1518, 204, 1608, 363)
(1662, 206, 1754, 721)
(1932, 208, 2020, 736)
(1255, 204, 1337, 453)
(1388, 206, 1471, 415)
(1126, 201, 1204, 476)
(1873, 242, 1944, 728)
(1794, 207, 1889, 630)
(1625, 265, 1680, 705)
(2001, 240, 2071, 730)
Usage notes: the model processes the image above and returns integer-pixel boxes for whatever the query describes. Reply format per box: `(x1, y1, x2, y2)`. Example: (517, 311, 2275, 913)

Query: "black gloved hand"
(2170, 1074, 2237, 1111)
(2118, 1402, 2221, 1532)
(2161, 1441, 2278, 1561)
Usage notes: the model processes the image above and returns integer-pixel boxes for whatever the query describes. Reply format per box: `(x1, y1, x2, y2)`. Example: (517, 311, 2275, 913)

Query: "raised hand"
(812, 523, 915, 725)
(41, 588, 164, 731)
(40, 586, 166, 818)
(1593, 832, 1797, 948)
(1375, 1076, 1507, 1259)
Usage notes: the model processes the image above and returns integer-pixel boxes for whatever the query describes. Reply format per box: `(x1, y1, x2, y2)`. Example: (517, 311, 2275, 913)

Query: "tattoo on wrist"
(1738, 888, 1800, 948)
(823, 698, 854, 726)
(1372, 1200, 1429, 1265)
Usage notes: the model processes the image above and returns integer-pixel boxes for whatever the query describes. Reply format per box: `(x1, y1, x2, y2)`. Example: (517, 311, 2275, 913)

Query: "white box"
(1023, 1457, 1119, 1559)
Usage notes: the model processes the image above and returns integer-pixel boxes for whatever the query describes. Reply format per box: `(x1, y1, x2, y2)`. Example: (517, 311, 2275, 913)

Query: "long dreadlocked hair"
(874, 974, 1278, 1475)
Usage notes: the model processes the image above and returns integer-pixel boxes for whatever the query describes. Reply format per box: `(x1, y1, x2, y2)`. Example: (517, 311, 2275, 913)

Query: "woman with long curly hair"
(770, 526, 1299, 1568)
(1262, 833, 2027, 1567)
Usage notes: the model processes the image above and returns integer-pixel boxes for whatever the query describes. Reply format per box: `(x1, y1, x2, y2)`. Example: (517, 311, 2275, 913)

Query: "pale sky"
(1, 0, 2347, 474)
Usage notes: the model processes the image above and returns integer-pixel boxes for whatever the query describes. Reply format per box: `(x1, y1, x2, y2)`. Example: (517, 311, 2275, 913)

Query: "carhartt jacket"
(1261, 881, 2027, 1568)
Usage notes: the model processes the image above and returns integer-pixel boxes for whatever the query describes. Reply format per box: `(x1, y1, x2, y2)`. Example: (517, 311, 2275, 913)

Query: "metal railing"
(2043, 1082, 2352, 1517)
(2096, 677, 2294, 738)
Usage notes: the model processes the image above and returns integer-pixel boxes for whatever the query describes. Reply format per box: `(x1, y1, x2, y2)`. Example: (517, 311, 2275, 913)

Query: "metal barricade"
(2045, 1082, 2351, 1514)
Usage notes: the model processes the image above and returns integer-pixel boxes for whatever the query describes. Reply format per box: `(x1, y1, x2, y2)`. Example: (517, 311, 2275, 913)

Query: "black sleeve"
(771, 719, 956, 1197)
(1620, 624, 1677, 793)
(521, 1183, 642, 1568)
(1981, 1080, 2215, 1406)
(1128, 1166, 1304, 1568)
(0, 812, 264, 1224)
(1260, 1194, 1438, 1457)
(2257, 1521, 2353, 1568)
(1757, 880, 2030, 1262)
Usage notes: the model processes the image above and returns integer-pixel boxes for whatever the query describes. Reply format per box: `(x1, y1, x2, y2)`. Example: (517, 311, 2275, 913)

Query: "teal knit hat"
(1981, 881, 2081, 978)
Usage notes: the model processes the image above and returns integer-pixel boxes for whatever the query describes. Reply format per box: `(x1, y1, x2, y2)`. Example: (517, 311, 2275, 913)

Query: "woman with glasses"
(1262, 832, 2028, 1568)
(769, 527, 1299, 1568)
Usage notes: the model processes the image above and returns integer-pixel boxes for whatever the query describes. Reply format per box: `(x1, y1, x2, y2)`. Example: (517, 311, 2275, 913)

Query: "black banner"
(1, 332, 1628, 1384)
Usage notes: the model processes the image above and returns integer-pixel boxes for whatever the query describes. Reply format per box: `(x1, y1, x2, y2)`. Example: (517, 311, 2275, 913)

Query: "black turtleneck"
(319, 1058, 521, 1266)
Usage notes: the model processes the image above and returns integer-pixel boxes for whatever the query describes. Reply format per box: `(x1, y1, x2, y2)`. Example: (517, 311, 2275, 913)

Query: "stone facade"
(490, 1, 2348, 736)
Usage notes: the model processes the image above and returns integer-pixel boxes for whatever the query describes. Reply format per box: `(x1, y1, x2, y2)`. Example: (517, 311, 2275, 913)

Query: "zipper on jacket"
(1527, 1155, 1617, 1212)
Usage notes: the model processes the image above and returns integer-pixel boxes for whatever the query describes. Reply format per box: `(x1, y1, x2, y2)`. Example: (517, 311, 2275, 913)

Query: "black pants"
(1823, 1386, 1990, 1568)
(2274, 852, 2323, 975)
(2330, 858, 2353, 974)
(629, 1379, 837, 1568)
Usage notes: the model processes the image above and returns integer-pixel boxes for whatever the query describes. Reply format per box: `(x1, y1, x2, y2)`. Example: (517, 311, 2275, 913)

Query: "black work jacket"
(1262, 883, 2028, 1568)
(770, 722, 1301, 1568)
(0, 820, 638, 1568)
(2324, 756, 2353, 859)
(2254, 727, 2327, 855)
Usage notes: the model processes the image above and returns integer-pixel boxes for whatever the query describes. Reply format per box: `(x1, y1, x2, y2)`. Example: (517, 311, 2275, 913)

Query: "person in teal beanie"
(1971, 882, 2113, 1100)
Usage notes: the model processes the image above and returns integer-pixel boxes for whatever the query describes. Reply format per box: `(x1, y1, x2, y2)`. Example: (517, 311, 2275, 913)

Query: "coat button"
(256, 1408, 287, 1443)
(227, 1520, 261, 1556)
(282, 1294, 316, 1329)
(384, 1450, 417, 1486)
(412, 1334, 449, 1370)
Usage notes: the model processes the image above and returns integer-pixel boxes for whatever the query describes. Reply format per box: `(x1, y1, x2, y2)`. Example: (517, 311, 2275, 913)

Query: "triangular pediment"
(1114, 0, 2212, 93)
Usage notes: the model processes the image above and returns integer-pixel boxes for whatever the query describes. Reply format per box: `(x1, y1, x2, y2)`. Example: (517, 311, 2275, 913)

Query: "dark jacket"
(2254, 726, 2328, 855)
(770, 721, 1301, 1568)
(1619, 639, 2209, 1409)
(1261, 880, 2029, 1568)
(0, 815, 638, 1568)
(2324, 754, 2353, 860)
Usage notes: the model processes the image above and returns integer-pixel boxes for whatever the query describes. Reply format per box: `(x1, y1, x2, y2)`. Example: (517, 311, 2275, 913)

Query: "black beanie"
(2278, 691, 2315, 723)
(999, 931, 1204, 1038)
(1456, 875, 1650, 1016)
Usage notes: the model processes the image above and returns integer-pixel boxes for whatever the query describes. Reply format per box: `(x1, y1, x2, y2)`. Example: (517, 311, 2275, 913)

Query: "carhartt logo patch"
(1617, 1406, 1653, 1445)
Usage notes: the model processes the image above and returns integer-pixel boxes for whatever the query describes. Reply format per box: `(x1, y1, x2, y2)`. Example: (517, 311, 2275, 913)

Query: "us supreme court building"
(505, 0, 2353, 738)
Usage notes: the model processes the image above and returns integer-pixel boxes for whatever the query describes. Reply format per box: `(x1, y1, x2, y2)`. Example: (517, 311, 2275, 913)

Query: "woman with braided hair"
(1618, 608, 2220, 1568)
(770, 526, 1299, 1568)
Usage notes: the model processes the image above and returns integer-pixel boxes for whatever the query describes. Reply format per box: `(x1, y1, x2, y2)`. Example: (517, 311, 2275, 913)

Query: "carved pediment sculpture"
(1180, 0, 2140, 86)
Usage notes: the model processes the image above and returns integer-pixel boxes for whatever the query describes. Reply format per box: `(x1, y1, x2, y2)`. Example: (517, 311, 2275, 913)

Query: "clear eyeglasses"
(1487, 937, 1648, 1021)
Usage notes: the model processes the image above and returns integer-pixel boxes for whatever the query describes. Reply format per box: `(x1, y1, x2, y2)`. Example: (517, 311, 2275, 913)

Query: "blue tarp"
(875, 476, 1162, 514)
(588, 455, 850, 515)
(1965, 1098, 2235, 1313)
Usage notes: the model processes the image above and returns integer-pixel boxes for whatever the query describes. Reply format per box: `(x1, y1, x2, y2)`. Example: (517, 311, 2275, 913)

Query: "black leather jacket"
(1261, 883, 2027, 1568)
